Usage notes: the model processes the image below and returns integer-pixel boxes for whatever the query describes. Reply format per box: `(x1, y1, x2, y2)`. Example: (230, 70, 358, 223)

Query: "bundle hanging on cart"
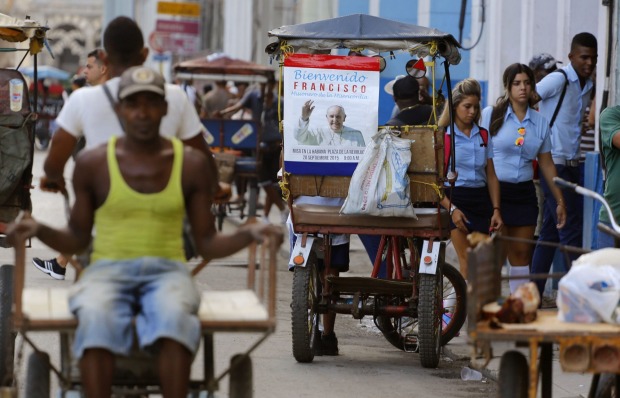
(341, 128, 416, 218)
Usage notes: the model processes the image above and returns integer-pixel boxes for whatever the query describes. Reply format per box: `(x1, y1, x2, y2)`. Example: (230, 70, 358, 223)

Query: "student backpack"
(443, 126, 489, 178)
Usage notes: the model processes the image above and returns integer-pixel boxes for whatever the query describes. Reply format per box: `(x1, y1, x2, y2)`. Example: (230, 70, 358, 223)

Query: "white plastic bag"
(557, 249, 620, 324)
(341, 129, 416, 218)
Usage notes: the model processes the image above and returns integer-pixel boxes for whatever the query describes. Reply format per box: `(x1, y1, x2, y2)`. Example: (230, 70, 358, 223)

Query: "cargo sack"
(0, 113, 32, 205)
(341, 129, 416, 218)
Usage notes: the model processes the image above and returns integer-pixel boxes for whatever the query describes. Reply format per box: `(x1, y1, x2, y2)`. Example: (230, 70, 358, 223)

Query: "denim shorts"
(68, 257, 201, 359)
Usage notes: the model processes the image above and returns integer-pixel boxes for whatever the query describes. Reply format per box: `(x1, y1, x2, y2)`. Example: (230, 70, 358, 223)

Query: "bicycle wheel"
(291, 251, 321, 363)
(0, 264, 15, 387)
(441, 263, 467, 345)
(592, 373, 618, 398)
(376, 263, 465, 350)
(25, 351, 50, 398)
(418, 269, 442, 368)
(498, 351, 529, 398)
(229, 354, 252, 398)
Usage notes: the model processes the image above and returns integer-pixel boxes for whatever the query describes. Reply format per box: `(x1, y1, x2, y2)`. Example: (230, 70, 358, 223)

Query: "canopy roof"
(0, 13, 48, 55)
(19, 65, 71, 80)
(267, 14, 461, 65)
(174, 53, 275, 83)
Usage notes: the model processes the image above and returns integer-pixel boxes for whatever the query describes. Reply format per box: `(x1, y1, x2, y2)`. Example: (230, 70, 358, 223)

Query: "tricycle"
(266, 14, 467, 368)
(466, 177, 620, 398)
(174, 54, 277, 229)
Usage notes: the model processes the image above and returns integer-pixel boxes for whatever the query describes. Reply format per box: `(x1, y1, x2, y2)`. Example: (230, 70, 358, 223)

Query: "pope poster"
(283, 54, 380, 176)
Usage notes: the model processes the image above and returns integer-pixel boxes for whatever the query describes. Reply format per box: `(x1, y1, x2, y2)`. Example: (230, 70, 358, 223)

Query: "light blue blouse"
(536, 64, 593, 161)
(445, 123, 493, 188)
(480, 105, 552, 183)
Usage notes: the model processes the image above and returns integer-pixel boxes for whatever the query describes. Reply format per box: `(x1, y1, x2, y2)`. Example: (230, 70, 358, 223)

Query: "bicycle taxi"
(0, 17, 280, 398)
(266, 14, 467, 368)
(174, 54, 276, 230)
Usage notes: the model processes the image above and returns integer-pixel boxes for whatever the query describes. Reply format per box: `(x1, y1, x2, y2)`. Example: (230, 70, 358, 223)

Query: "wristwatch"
(449, 204, 457, 216)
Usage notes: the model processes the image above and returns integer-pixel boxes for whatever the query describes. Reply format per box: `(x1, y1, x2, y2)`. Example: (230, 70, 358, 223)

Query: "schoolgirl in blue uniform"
(480, 63, 566, 293)
(439, 78, 503, 279)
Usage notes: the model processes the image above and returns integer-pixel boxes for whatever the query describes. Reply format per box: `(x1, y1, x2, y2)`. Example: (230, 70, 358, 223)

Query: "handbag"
(341, 129, 416, 218)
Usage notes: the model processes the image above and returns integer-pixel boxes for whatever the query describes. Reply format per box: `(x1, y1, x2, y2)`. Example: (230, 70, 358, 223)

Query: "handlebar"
(553, 176, 579, 192)
(553, 177, 620, 238)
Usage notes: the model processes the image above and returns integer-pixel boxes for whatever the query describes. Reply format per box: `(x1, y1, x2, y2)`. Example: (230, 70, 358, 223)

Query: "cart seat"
(20, 287, 271, 332)
(292, 203, 449, 230)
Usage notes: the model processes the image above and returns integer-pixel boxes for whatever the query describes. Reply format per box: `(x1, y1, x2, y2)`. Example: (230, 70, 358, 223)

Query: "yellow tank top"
(91, 136, 185, 262)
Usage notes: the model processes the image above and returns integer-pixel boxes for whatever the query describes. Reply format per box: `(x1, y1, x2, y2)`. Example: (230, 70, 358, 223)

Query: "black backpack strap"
(102, 83, 125, 131)
(549, 69, 568, 128)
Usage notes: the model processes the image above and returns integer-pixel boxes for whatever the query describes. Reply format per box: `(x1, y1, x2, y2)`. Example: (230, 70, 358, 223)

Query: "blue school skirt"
(444, 186, 492, 234)
(499, 180, 538, 226)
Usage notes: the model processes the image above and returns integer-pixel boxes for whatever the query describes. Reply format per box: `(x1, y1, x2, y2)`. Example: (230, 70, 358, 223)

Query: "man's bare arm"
(42, 128, 78, 191)
(612, 130, 620, 150)
(183, 151, 282, 261)
(181, 134, 219, 195)
(9, 150, 97, 253)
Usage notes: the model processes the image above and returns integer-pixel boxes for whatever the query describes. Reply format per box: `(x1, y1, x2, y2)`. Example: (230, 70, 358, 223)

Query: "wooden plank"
(50, 288, 73, 319)
(23, 288, 53, 320)
(198, 290, 268, 321)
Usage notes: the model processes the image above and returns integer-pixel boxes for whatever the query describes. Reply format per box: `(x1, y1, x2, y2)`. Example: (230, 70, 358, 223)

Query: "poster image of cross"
(283, 54, 380, 176)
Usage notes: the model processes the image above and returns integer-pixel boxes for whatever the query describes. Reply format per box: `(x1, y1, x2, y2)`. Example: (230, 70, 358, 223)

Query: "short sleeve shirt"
(480, 105, 552, 183)
(599, 106, 620, 224)
(445, 124, 493, 188)
(536, 64, 593, 160)
(56, 77, 203, 149)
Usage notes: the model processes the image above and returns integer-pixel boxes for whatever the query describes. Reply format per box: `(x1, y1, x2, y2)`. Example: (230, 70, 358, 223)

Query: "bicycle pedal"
(404, 334, 419, 353)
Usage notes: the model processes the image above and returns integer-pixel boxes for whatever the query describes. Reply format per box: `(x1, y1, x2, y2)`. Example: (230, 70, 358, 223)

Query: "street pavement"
(0, 148, 592, 397)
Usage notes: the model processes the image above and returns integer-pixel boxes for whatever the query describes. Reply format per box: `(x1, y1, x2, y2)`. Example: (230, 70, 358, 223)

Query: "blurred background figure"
(201, 80, 232, 119)
(84, 48, 108, 86)
(528, 53, 561, 83)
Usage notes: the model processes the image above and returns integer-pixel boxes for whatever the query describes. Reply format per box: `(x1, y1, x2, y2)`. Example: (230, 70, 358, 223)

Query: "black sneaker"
(32, 257, 66, 280)
(318, 332, 339, 356)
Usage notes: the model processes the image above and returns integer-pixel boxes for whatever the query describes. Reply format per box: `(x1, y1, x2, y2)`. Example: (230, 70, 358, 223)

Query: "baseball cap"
(528, 53, 561, 71)
(384, 75, 406, 95)
(392, 76, 420, 100)
(118, 66, 166, 100)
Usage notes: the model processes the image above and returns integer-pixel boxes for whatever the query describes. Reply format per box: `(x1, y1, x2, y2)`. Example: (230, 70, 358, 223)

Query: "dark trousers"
(531, 164, 583, 297)
(359, 234, 387, 278)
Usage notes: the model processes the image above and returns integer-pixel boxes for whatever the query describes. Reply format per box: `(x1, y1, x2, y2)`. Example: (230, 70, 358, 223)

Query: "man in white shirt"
(36, 16, 218, 279)
(84, 48, 108, 87)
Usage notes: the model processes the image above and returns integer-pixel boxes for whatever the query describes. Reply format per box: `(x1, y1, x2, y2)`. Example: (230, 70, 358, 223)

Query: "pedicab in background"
(266, 14, 467, 368)
(0, 11, 48, 393)
(174, 54, 277, 229)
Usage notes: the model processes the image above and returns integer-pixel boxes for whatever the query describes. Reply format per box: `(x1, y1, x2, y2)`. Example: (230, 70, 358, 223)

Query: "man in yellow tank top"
(7, 66, 283, 398)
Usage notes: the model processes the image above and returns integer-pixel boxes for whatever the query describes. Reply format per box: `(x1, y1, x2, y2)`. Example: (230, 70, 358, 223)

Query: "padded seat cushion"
(292, 203, 449, 230)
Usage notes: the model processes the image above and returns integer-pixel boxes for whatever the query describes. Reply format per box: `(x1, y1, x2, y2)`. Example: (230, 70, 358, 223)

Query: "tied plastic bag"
(557, 248, 620, 324)
(341, 129, 416, 218)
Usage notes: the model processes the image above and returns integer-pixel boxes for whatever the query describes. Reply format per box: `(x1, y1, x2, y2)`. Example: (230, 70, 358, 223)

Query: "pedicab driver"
(7, 66, 283, 398)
